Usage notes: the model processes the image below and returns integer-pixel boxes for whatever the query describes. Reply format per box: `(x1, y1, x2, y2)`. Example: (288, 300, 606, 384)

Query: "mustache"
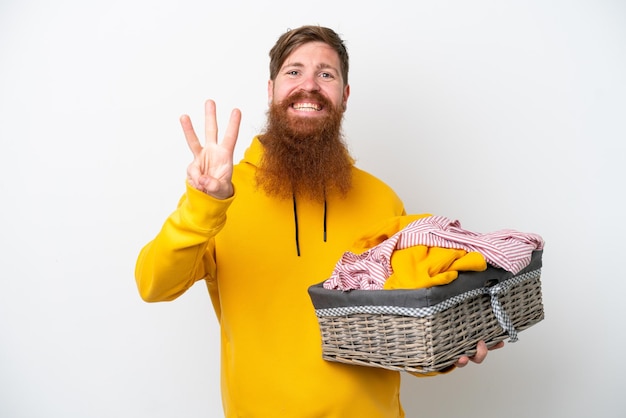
(277, 90, 334, 111)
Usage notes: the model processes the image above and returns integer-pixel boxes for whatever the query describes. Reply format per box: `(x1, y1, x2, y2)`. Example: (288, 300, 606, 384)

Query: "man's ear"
(267, 80, 274, 106)
(342, 84, 350, 110)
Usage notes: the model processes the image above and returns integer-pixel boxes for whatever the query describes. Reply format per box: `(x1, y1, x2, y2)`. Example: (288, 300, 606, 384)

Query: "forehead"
(281, 41, 341, 71)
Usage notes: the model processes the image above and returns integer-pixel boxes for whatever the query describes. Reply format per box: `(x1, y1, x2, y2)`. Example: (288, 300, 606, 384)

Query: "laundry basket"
(307, 251, 544, 373)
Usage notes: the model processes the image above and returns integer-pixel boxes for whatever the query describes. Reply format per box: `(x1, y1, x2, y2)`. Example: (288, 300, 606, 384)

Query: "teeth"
(293, 103, 321, 111)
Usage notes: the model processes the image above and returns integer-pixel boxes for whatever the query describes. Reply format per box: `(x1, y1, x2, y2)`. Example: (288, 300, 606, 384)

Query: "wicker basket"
(308, 250, 544, 373)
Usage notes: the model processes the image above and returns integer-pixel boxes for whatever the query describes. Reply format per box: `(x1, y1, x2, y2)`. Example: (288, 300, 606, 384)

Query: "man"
(135, 25, 498, 417)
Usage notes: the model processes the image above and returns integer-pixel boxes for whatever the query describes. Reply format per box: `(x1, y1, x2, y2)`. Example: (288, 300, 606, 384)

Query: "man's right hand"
(180, 99, 242, 199)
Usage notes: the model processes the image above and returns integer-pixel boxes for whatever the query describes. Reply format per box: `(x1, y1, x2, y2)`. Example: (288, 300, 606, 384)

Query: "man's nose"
(299, 74, 320, 92)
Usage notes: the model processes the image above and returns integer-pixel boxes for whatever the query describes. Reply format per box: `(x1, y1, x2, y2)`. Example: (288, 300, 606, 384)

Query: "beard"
(256, 90, 353, 202)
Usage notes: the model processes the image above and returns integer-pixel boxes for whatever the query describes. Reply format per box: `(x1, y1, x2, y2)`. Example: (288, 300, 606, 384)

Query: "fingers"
(455, 340, 495, 368)
(455, 356, 470, 368)
(180, 114, 202, 157)
(204, 99, 218, 147)
(186, 163, 203, 190)
(490, 341, 505, 351)
(204, 100, 241, 151)
(471, 340, 489, 364)
(181, 100, 240, 157)
(222, 108, 242, 153)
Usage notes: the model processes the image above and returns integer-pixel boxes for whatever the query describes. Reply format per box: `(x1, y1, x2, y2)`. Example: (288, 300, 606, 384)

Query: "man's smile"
(292, 102, 322, 111)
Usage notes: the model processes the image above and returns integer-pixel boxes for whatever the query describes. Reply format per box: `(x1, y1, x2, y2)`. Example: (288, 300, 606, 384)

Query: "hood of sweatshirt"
(239, 135, 264, 168)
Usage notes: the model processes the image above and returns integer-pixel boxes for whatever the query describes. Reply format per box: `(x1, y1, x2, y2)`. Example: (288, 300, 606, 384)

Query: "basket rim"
(308, 250, 542, 311)
(313, 268, 541, 319)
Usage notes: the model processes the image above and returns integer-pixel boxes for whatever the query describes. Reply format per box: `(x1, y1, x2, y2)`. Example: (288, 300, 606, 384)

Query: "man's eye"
(320, 72, 333, 79)
(287, 70, 299, 76)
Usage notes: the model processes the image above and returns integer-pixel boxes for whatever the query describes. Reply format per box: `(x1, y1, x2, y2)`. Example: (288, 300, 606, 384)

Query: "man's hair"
(269, 25, 349, 84)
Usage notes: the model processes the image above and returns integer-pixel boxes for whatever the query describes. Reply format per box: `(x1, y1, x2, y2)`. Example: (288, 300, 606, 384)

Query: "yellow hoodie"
(136, 137, 418, 417)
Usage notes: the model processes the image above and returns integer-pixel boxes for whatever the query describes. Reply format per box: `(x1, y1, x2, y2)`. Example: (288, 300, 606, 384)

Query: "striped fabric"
(324, 215, 544, 291)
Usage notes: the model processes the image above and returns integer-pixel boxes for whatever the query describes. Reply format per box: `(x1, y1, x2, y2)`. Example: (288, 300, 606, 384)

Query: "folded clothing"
(324, 214, 545, 291)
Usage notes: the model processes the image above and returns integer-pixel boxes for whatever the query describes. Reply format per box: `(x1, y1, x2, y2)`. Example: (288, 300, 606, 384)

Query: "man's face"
(258, 41, 353, 200)
(268, 41, 350, 119)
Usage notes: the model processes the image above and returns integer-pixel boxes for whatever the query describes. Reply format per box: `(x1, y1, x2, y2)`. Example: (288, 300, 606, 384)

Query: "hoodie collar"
(240, 135, 264, 168)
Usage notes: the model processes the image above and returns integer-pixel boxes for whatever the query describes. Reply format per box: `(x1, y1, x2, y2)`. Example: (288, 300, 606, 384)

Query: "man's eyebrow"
(317, 63, 339, 73)
(282, 62, 305, 70)
(281, 62, 339, 73)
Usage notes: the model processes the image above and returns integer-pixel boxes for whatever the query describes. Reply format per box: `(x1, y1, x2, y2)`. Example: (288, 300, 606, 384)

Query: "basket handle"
(485, 282, 518, 342)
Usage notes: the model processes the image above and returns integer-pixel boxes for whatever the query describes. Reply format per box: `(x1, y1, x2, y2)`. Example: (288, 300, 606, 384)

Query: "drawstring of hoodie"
(292, 193, 327, 257)
(292, 194, 301, 257)
(323, 198, 328, 242)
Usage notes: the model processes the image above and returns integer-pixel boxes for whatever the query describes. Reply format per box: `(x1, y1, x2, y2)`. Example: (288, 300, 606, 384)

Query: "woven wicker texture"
(317, 276, 544, 373)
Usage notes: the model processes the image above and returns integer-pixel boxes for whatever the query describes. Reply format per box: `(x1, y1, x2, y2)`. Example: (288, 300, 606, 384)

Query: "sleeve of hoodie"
(135, 181, 234, 303)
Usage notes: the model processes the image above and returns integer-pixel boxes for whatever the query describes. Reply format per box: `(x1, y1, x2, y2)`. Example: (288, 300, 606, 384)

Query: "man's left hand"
(455, 340, 504, 367)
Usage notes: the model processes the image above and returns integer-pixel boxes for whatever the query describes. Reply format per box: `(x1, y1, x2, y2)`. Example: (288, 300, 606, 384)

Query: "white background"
(1, 1, 624, 417)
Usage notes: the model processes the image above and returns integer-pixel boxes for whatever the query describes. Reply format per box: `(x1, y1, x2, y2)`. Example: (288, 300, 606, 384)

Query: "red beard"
(257, 90, 353, 201)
